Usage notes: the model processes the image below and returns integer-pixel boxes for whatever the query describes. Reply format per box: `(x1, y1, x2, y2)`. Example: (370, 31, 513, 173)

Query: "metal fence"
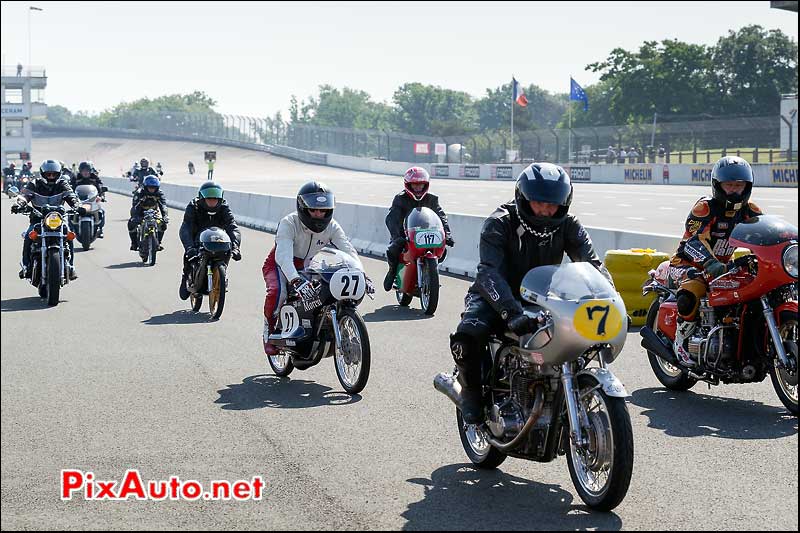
(35, 109, 796, 164)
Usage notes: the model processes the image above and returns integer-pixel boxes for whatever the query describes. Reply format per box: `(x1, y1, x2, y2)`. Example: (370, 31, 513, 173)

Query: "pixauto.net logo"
(61, 469, 265, 501)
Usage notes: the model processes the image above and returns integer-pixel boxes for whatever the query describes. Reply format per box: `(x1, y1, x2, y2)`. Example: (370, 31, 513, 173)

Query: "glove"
(231, 248, 242, 261)
(11, 204, 21, 214)
(703, 258, 727, 279)
(365, 276, 376, 295)
(291, 278, 316, 301)
(507, 312, 538, 336)
(446, 234, 455, 247)
(77, 206, 88, 216)
(185, 247, 199, 260)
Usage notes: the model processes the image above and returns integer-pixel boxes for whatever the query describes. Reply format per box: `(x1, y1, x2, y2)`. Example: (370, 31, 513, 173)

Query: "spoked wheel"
(566, 379, 634, 511)
(208, 264, 227, 320)
(268, 351, 294, 377)
(395, 290, 412, 306)
(334, 308, 371, 394)
(45, 249, 61, 307)
(456, 408, 507, 469)
(644, 300, 696, 390)
(770, 316, 798, 416)
(420, 257, 439, 316)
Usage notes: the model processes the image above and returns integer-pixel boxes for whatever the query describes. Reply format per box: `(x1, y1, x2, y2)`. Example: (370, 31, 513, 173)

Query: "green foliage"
(96, 91, 221, 129)
(391, 83, 479, 137)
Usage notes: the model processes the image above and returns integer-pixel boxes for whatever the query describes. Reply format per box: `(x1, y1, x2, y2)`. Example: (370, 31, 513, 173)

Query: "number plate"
(573, 300, 624, 341)
(329, 269, 366, 300)
(280, 305, 301, 336)
(414, 230, 443, 248)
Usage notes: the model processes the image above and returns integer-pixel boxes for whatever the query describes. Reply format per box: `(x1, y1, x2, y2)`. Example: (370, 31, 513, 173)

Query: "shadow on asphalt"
(141, 310, 210, 325)
(401, 464, 623, 531)
(215, 374, 361, 410)
(362, 304, 435, 323)
(106, 261, 145, 269)
(1, 296, 48, 312)
(630, 388, 798, 439)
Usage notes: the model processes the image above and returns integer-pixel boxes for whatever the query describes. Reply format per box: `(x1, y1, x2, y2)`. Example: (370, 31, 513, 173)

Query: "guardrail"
(102, 176, 682, 278)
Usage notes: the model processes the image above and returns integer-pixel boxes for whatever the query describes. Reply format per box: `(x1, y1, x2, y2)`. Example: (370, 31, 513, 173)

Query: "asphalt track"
(32, 136, 799, 236)
(1, 193, 797, 530)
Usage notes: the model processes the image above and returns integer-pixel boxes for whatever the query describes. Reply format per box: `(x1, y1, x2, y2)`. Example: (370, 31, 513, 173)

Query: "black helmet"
(514, 162, 573, 231)
(198, 181, 224, 214)
(39, 159, 62, 182)
(78, 161, 92, 174)
(711, 156, 753, 211)
(296, 181, 335, 233)
(140, 158, 149, 168)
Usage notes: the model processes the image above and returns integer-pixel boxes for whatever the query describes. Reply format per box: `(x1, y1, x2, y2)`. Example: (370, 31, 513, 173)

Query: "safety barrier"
(103, 176, 682, 279)
(605, 249, 671, 327)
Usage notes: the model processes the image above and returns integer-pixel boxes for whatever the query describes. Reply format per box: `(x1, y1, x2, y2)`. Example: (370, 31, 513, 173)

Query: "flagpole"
(568, 94, 572, 164)
(511, 77, 515, 160)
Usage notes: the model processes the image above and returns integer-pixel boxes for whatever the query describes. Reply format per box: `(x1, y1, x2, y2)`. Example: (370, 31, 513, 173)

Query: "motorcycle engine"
(486, 370, 538, 439)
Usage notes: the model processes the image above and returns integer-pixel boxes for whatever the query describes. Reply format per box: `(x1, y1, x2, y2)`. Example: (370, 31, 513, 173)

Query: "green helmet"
(198, 181, 224, 214)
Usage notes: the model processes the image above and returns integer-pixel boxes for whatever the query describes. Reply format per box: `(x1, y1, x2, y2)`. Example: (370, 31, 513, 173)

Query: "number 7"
(586, 305, 610, 336)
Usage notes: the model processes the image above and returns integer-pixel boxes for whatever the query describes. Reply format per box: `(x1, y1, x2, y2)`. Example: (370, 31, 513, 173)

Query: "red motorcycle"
(392, 207, 447, 315)
(640, 215, 798, 415)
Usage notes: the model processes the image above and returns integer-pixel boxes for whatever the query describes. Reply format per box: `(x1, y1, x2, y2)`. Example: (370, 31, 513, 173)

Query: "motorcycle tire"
(395, 290, 413, 306)
(456, 408, 507, 469)
(645, 299, 696, 391)
(769, 312, 798, 416)
(148, 235, 157, 266)
(208, 264, 226, 320)
(46, 248, 61, 307)
(421, 257, 439, 316)
(334, 307, 371, 394)
(80, 220, 92, 251)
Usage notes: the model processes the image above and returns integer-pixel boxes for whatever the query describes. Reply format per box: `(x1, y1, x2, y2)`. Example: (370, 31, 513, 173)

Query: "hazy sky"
(1, 1, 797, 118)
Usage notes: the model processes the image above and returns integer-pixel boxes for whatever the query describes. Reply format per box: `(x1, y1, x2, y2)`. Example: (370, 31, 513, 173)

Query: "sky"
(1, 1, 797, 118)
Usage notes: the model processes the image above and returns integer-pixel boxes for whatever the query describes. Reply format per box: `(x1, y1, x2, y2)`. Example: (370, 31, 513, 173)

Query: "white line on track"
(626, 216, 647, 221)
(659, 207, 676, 210)
(617, 204, 632, 207)
(767, 205, 785, 209)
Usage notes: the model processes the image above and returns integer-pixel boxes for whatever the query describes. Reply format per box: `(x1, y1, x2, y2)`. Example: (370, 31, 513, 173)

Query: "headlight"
(45, 213, 63, 230)
(783, 243, 798, 279)
(82, 203, 93, 211)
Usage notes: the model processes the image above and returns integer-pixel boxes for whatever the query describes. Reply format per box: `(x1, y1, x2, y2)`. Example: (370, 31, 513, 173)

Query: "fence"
(35, 109, 796, 165)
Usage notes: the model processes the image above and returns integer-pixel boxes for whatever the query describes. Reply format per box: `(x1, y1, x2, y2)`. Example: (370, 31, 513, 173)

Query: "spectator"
(619, 147, 627, 164)
(16, 63, 22, 77)
(606, 146, 616, 164)
(628, 147, 638, 164)
(658, 144, 666, 163)
(207, 159, 215, 180)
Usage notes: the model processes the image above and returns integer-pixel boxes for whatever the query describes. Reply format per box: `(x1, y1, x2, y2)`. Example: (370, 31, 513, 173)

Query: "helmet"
(140, 158, 149, 168)
(403, 166, 430, 201)
(26, 161, 32, 168)
(78, 161, 92, 175)
(39, 159, 62, 182)
(8, 162, 15, 169)
(198, 181, 224, 214)
(514, 163, 573, 231)
(711, 156, 753, 210)
(296, 181, 335, 233)
(143, 175, 160, 193)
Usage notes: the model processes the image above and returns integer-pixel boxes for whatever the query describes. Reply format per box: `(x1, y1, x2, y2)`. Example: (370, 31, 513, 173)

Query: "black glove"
(507, 312, 538, 336)
(185, 247, 199, 260)
(291, 277, 316, 301)
(231, 248, 242, 261)
(11, 204, 21, 214)
(703, 258, 727, 279)
(77, 206, 88, 216)
(446, 234, 455, 247)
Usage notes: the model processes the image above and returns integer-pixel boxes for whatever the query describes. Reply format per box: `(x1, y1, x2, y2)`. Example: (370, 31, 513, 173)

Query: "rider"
(3, 162, 16, 191)
(131, 158, 159, 190)
(11, 160, 86, 280)
(383, 166, 454, 291)
(128, 175, 169, 251)
(20, 161, 34, 179)
(261, 181, 369, 356)
(70, 161, 107, 238)
(178, 181, 242, 300)
(188, 161, 195, 175)
(60, 161, 75, 181)
(669, 156, 763, 366)
(155, 162, 164, 176)
(445, 162, 613, 423)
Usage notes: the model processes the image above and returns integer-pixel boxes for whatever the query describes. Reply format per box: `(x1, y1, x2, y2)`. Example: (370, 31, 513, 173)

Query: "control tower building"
(1, 65, 48, 168)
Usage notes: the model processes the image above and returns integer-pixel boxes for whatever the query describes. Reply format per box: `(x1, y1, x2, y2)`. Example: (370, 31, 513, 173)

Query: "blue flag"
(570, 77, 588, 111)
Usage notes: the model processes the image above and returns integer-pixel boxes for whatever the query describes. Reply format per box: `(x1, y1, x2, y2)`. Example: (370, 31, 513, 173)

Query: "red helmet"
(403, 166, 430, 201)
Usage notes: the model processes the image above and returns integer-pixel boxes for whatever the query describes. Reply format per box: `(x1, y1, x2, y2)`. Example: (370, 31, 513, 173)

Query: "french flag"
(512, 77, 528, 107)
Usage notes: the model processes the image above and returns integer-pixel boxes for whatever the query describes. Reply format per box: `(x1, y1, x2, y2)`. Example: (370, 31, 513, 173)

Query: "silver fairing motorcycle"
(435, 262, 634, 511)
(70, 184, 106, 250)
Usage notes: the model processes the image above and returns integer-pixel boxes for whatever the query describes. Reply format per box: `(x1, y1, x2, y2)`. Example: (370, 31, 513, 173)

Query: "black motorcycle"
(266, 247, 372, 394)
(9, 187, 76, 307)
(188, 227, 232, 320)
(136, 207, 163, 266)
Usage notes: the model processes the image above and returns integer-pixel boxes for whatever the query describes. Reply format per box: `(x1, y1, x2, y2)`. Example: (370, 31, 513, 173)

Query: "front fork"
(329, 307, 343, 359)
(761, 296, 793, 371)
(207, 265, 213, 295)
(561, 362, 590, 448)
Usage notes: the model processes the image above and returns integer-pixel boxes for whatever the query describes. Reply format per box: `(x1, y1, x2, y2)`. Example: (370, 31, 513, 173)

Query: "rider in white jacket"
(261, 181, 365, 356)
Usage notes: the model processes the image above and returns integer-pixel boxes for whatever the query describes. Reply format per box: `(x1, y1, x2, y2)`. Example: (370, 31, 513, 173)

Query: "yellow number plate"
(573, 300, 623, 341)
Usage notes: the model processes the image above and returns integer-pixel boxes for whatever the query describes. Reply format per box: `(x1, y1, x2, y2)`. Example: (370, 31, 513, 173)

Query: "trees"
(391, 83, 478, 136)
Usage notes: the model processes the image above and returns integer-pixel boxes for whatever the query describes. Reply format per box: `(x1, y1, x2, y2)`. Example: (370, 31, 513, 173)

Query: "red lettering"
(169, 476, 181, 499)
(61, 470, 84, 500)
(211, 481, 230, 500)
(148, 480, 168, 500)
(232, 481, 250, 500)
(96, 481, 117, 499)
(181, 481, 202, 500)
(117, 470, 146, 500)
(251, 476, 264, 500)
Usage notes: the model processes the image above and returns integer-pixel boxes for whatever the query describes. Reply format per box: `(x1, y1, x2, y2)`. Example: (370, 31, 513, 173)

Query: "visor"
(199, 186, 224, 199)
(299, 191, 335, 210)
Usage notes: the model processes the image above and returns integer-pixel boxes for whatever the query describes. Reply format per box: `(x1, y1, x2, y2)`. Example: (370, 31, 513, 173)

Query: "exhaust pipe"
(433, 372, 464, 408)
(488, 385, 545, 453)
(640, 326, 681, 367)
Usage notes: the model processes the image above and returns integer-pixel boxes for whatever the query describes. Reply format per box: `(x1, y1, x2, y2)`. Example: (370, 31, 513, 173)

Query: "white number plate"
(279, 305, 300, 336)
(329, 269, 366, 301)
(414, 230, 443, 247)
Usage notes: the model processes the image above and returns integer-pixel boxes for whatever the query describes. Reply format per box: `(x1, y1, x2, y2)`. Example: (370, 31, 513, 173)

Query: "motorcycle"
(137, 207, 163, 266)
(392, 207, 447, 315)
(267, 247, 372, 394)
(188, 227, 232, 320)
(70, 184, 107, 251)
(434, 262, 634, 511)
(640, 215, 798, 415)
(8, 187, 77, 307)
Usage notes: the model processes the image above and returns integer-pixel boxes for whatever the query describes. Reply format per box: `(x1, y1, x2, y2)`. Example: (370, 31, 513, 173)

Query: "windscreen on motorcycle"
(306, 247, 362, 274)
(198, 227, 232, 253)
(405, 207, 443, 232)
(30, 191, 68, 208)
(520, 262, 616, 303)
(74, 185, 98, 202)
(729, 215, 798, 246)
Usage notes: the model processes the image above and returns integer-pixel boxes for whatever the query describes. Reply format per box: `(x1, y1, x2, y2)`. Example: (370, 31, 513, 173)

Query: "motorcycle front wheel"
(770, 314, 798, 416)
(208, 264, 226, 320)
(80, 220, 92, 251)
(334, 307, 371, 394)
(420, 257, 439, 316)
(148, 234, 157, 266)
(46, 248, 61, 307)
(566, 379, 634, 511)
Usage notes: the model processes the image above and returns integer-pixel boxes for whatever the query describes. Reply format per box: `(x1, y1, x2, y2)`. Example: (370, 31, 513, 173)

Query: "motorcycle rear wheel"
(645, 299, 696, 390)
(456, 409, 507, 469)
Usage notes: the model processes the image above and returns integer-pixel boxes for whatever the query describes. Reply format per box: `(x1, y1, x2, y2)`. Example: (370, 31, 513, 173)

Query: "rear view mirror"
(7, 186, 20, 198)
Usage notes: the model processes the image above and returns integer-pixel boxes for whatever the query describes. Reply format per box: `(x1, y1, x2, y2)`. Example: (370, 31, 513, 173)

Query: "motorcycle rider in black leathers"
(178, 181, 242, 300)
(447, 163, 613, 423)
(383, 166, 454, 291)
(11, 160, 86, 280)
(3, 162, 17, 192)
(131, 158, 160, 191)
(128, 175, 169, 251)
(70, 161, 107, 238)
